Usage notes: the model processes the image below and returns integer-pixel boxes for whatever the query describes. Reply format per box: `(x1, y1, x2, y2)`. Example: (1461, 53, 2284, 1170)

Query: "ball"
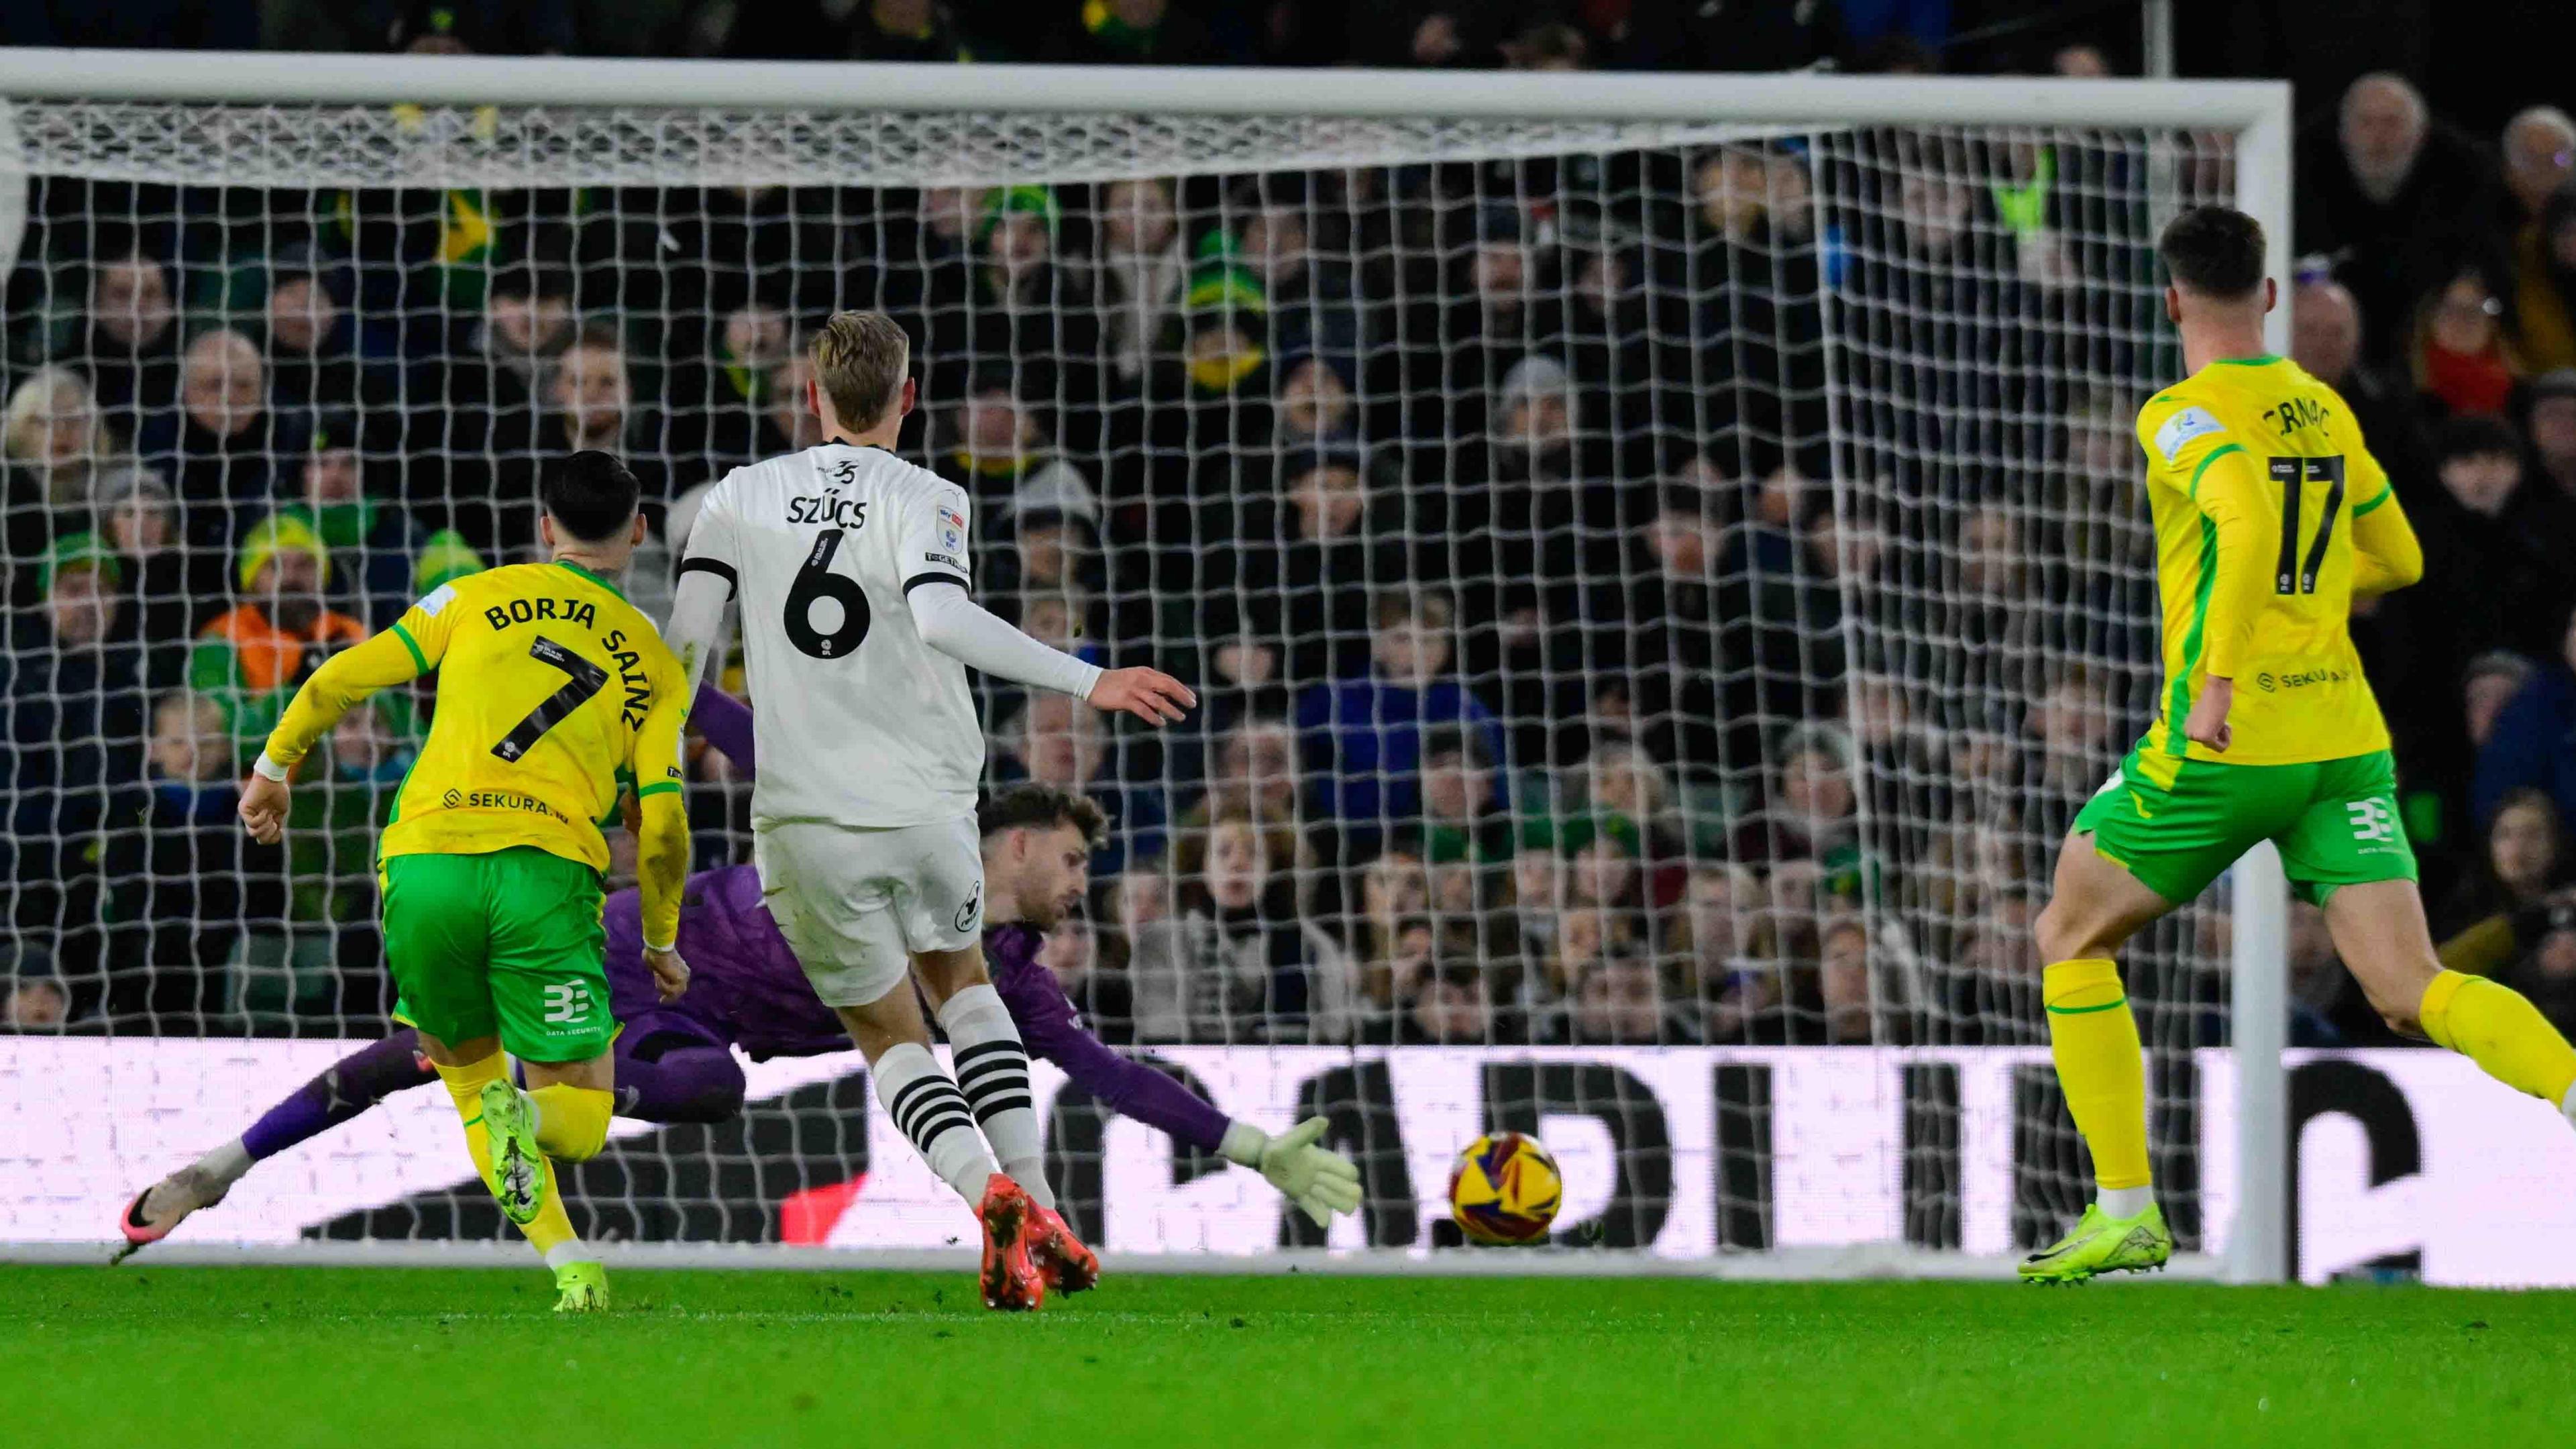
(1448, 1131, 1562, 1244)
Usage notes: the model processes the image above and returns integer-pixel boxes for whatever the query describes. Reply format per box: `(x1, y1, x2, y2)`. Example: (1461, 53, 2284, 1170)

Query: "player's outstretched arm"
(241, 626, 434, 843)
(909, 579, 1195, 727)
(1010, 985, 1359, 1224)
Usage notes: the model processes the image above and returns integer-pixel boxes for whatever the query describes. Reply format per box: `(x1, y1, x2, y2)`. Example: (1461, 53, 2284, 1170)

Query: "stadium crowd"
(2, 16, 2574, 1059)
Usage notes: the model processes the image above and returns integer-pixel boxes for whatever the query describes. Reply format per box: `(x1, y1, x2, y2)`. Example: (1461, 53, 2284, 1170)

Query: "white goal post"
(0, 52, 2292, 1281)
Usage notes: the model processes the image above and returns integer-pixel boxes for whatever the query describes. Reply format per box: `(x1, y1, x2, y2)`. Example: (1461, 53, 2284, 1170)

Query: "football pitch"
(6, 1265, 2571, 1448)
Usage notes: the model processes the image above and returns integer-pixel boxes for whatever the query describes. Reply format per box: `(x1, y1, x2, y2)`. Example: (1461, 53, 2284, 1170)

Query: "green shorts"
(2074, 745, 2418, 908)
(380, 846, 614, 1063)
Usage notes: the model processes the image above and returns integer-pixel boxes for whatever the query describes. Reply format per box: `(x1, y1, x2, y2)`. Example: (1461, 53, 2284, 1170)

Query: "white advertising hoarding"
(4, 1040, 2569, 1285)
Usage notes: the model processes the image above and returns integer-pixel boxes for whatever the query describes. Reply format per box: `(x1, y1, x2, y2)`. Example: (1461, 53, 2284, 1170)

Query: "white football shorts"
(752, 814, 985, 1008)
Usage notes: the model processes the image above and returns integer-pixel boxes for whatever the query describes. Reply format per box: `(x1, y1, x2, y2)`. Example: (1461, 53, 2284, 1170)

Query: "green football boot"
(478, 1079, 546, 1226)
(553, 1260, 610, 1314)
(2018, 1201, 2171, 1285)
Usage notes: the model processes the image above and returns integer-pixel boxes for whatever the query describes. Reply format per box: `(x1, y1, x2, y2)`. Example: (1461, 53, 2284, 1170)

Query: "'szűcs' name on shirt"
(786, 495, 869, 528)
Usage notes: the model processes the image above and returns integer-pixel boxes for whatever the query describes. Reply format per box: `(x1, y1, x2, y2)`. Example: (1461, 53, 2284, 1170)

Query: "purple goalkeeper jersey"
(601, 872, 1232, 1153)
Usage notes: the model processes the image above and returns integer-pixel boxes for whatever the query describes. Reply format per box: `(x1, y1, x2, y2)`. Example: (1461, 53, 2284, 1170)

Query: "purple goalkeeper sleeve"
(692, 684, 755, 775)
(239, 1031, 438, 1161)
(985, 924, 1231, 1153)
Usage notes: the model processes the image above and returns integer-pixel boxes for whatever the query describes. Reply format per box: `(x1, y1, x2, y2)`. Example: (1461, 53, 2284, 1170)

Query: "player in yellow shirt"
(237, 451, 692, 1311)
(2021, 207, 2576, 1282)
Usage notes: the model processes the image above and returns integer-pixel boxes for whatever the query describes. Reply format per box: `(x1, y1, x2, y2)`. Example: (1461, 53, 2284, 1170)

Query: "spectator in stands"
(151, 327, 292, 551)
(1296, 589, 1503, 848)
(932, 372, 1102, 566)
(959, 187, 1102, 404)
(1087, 178, 1186, 387)
(1130, 812, 1339, 1042)
(77, 249, 180, 429)
(1332, 843, 1433, 1030)
(1582, 741, 1691, 883)
(2405, 415, 2574, 669)
(102, 690, 288, 1020)
(1416, 723, 1511, 881)
(189, 513, 366, 747)
(1363, 950, 1493, 1046)
(415, 264, 577, 544)
(1231, 174, 1362, 363)
(1814, 915, 1879, 1043)
(1186, 714, 1303, 831)
(2475, 604, 2576, 835)
(2297, 73, 2500, 368)
(2502, 107, 2576, 235)
(280, 410, 436, 627)
(543, 326, 657, 479)
(1564, 955, 1676, 1045)
(2292, 274, 2428, 482)
(2526, 370, 2576, 502)
(667, 292, 793, 475)
(1273, 349, 1360, 449)
(3, 366, 125, 582)
(1034, 913, 1130, 1042)
(262, 244, 387, 415)
(2513, 189, 2576, 377)
(1208, 443, 1409, 683)
(1, 533, 150, 989)
(755, 352, 826, 456)
(3, 958, 71, 1030)
(993, 690, 1166, 875)
(95, 466, 196, 654)
(1039, 0, 1218, 64)
(2440, 786, 2569, 937)
(2410, 265, 2525, 419)
(1735, 725, 1865, 898)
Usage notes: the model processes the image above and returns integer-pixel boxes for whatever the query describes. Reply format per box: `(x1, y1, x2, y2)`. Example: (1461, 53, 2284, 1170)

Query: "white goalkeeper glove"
(1222, 1117, 1364, 1228)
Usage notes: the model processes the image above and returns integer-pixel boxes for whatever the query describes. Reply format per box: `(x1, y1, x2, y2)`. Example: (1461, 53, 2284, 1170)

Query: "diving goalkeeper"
(2022, 205, 2576, 1283)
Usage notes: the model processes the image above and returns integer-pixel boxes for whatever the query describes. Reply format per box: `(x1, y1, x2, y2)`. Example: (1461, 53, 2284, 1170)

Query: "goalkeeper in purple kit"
(119, 692, 1360, 1281)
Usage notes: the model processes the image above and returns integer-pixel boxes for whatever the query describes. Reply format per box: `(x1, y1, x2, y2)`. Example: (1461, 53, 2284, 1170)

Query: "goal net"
(0, 62, 2292, 1275)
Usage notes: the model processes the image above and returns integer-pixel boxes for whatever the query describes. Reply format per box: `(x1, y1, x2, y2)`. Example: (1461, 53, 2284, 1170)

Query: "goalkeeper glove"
(1221, 1117, 1364, 1227)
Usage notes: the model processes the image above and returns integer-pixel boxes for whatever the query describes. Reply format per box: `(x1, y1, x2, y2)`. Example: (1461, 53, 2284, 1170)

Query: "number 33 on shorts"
(541, 981, 594, 1024)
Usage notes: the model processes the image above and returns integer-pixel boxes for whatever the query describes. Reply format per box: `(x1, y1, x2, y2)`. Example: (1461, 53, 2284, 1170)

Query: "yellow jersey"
(262, 560, 690, 874)
(2129, 354, 2423, 777)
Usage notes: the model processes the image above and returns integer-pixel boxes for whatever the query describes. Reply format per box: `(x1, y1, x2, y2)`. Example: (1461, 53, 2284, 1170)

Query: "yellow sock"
(430, 1052, 508, 1195)
(519, 1161, 590, 1269)
(2043, 958, 2151, 1192)
(528, 1083, 614, 1163)
(2420, 970, 2576, 1107)
(433, 1054, 586, 1267)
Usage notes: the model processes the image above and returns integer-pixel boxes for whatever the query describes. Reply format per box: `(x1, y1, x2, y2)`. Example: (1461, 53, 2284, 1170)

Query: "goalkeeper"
(124, 749, 1361, 1284)
(2023, 205, 2576, 1283)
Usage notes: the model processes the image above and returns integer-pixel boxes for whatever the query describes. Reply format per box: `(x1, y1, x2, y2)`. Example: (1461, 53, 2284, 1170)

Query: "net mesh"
(0, 94, 2244, 1258)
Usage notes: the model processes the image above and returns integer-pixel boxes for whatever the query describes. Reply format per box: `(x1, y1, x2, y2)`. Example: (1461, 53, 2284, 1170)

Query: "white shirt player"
(677, 443, 997, 829)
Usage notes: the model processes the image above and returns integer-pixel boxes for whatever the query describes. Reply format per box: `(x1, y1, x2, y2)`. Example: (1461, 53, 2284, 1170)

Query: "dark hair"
(2433, 413, 2523, 467)
(979, 782, 1108, 847)
(2159, 205, 2267, 299)
(541, 451, 641, 543)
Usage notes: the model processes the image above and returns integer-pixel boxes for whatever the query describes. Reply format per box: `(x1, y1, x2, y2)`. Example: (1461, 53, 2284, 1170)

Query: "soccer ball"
(1448, 1132, 1562, 1244)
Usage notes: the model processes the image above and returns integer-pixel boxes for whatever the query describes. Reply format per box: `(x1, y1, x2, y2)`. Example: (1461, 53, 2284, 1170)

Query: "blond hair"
(809, 311, 910, 432)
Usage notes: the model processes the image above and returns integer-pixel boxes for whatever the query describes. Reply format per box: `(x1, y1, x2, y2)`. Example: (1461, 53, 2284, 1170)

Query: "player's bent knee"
(529, 1083, 616, 1163)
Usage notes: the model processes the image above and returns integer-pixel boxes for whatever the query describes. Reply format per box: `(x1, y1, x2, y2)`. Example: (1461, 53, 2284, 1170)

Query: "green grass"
(6, 1265, 2573, 1448)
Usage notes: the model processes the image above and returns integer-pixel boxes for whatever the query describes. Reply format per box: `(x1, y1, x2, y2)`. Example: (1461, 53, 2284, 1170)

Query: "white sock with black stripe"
(873, 1041, 996, 1205)
(938, 985, 1055, 1210)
